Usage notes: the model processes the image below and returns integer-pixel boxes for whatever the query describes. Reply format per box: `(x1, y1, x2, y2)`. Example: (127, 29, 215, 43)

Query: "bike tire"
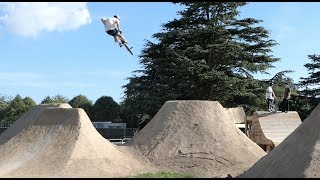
(124, 44, 133, 55)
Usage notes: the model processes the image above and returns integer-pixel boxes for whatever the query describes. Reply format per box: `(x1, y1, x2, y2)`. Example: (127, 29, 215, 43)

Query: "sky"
(0, 2, 319, 104)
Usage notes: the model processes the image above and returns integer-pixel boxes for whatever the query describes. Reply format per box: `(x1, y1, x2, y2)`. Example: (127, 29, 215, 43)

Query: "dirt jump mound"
(125, 100, 266, 178)
(0, 103, 71, 145)
(239, 103, 320, 178)
(0, 105, 149, 177)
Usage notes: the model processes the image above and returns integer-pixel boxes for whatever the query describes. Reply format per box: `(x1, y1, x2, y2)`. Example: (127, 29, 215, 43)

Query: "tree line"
(1, 2, 319, 131)
(0, 94, 124, 125)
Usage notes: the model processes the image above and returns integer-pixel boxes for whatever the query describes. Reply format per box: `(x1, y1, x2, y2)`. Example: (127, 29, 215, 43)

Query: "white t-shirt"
(103, 17, 119, 31)
(265, 86, 274, 100)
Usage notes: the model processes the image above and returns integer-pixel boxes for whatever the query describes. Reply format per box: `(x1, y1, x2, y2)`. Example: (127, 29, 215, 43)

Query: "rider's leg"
(267, 99, 271, 111)
(113, 36, 119, 43)
(117, 34, 128, 44)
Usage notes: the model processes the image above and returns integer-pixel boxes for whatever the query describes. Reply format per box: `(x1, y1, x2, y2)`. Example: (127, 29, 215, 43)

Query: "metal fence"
(95, 128, 138, 139)
(0, 121, 138, 140)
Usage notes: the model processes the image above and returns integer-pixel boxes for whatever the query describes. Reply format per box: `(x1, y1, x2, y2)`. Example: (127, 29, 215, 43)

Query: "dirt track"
(0, 100, 313, 177)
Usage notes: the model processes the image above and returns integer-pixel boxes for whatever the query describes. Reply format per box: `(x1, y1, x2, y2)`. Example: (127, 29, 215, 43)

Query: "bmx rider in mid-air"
(101, 15, 128, 47)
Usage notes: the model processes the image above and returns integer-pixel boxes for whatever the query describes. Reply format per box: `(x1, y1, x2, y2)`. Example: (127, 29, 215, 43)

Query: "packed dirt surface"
(0, 100, 278, 178)
(124, 100, 266, 178)
(239, 103, 320, 178)
(225, 107, 246, 124)
(0, 103, 71, 145)
(0, 106, 151, 178)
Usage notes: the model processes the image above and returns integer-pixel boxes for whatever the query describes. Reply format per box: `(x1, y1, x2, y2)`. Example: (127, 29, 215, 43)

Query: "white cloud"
(0, 2, 91, 37)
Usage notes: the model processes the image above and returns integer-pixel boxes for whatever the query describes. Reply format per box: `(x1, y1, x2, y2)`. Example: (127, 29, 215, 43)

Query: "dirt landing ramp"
(0, 107, 150, 177)
(124, 100, 266, 178)
(239, 103, 320, 178)
(247, 111, 301, 152)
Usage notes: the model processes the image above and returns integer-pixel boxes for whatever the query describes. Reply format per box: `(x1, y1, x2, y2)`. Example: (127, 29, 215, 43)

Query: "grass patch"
(131, 171, 194, 178)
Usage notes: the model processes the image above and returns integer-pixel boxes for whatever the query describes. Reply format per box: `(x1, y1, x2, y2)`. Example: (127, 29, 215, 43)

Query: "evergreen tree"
(296, 54, 320, 120)
(122, 2, 279, 128)
(299, 54, 320, 97)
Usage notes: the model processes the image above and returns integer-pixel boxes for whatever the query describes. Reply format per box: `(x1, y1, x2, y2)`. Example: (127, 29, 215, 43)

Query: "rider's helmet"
(114, 15, 120, 20)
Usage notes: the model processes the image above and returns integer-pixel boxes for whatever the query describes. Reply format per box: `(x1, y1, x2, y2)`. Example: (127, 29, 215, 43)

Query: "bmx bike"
(115, 33, 133, 55)
(268, 99, 277, 113)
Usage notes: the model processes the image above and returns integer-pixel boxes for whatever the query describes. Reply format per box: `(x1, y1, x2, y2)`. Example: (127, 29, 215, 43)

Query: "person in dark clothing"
(281, 82, 291, 113)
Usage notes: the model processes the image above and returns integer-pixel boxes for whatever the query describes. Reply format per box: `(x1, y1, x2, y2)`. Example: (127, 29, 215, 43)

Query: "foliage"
(295, 54, 320, 119)
(92, 96, 121, 122)
(122, 2, 280, 128)
(23, 96, 36, 108)
(3, 95, 35, 122)
(298, 54, 320, 98)
(40, 94, 69, 104)
(0, 95, 12, 121)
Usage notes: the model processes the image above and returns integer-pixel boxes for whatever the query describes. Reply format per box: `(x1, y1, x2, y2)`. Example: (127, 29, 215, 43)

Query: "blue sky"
(0, 2, 319, 104)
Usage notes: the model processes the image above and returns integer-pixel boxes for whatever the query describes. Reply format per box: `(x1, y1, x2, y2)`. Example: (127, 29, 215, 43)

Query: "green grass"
(131, 171, 195, 178)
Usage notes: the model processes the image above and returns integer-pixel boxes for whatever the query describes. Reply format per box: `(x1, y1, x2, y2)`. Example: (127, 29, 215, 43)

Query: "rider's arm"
(101, 19, 105, 26)
(116, 19, 121, 32)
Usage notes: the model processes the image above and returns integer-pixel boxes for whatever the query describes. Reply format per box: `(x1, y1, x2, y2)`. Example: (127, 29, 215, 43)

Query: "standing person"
(101, 15, 128, 47)
(281, 82, 291, 113)
(265, 81, 276, 112)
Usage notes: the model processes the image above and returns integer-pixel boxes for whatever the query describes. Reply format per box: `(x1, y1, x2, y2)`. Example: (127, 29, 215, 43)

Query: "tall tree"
(299, 54, 320, 97)
(68, 94, 93, 119)
(296, 54, 320, 120)
(122, 2, 280, 128)
(92, 96, 120, 122)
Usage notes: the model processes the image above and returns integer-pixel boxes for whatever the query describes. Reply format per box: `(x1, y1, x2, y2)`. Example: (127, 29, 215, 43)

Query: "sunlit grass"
(131, 171, 194, 178)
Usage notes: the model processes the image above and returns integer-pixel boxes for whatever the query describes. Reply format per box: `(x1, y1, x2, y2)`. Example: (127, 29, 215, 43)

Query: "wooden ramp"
(246, 111, 302, 152)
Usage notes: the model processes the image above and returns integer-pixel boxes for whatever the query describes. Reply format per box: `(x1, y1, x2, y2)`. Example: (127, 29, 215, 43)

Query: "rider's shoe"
(119, 43, 123, 47)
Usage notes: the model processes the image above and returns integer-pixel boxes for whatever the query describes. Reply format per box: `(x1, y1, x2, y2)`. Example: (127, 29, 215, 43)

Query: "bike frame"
(115, 33, 133, 55)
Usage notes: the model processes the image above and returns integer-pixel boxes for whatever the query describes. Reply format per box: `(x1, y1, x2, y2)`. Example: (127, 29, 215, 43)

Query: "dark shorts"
(106, 29, 118, 36)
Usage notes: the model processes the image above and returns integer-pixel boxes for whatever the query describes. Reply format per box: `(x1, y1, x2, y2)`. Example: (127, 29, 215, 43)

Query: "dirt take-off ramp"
(239, 102, 320, 178)
(0, 104, 151, 177)
(124, 100, 266, 178)
(246, 111, 302, 152)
